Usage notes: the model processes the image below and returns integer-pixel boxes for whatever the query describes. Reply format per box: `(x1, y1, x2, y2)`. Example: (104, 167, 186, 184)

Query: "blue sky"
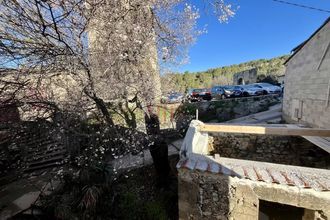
(177, 0, 329, 73)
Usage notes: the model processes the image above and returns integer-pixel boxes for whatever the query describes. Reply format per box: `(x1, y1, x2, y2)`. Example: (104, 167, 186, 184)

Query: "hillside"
(161, 55, 289, 93)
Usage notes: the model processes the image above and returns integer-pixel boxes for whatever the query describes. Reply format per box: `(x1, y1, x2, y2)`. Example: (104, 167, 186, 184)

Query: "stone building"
(1, 2, 163, 125)
(178, 157, 330, 220)
(87, 1, 162, 104)
(232, 68, 257, 85)
(283, 17, 330, 128)
(177, 120, 330, 220)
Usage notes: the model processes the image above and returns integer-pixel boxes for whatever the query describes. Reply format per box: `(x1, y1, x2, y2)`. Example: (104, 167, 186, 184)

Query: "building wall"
(178, 169, 259, 220)
(233, 68, 258, 85)
(283, 21, 330, 128)
(178, 168, 330, 220)
(88, 1, 162, 104)
(210, 134, 330, 169)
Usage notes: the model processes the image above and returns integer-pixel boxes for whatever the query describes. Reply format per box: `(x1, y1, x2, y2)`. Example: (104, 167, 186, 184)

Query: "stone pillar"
(178, 171, 201, 219)
(178, 169, 259, 220)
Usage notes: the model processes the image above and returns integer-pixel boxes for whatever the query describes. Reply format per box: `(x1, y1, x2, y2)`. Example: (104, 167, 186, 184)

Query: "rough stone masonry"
(209, 133, 330, 169)
(177, 120, 330, 220)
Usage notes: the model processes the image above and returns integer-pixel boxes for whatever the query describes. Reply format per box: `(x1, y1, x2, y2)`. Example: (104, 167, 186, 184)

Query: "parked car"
(211, 86, 224, 99)
(237, 85, 264, 96)
(199, 88, 212, 101)
(252, 83, 282, 94)
(223, 86, 242, 98)
(161, 92, 184, 104)
(211, 86, 241, 99)
(187, 88, 211, 102)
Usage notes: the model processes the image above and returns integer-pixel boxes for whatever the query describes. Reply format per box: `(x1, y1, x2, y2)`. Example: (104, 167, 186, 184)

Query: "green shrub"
(143, 201, 168, 220)
(174, 103, 197, 118)
(118, 192, 143, 220)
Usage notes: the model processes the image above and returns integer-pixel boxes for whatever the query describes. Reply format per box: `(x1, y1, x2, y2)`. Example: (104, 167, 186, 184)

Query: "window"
(259, 200, 304, 220)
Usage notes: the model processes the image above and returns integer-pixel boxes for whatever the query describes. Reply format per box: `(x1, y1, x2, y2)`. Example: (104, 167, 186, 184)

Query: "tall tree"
(0, 0, 236, 124)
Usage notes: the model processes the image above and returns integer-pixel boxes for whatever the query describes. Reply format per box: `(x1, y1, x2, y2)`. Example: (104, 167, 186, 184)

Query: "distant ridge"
(161, 55, 289, 92)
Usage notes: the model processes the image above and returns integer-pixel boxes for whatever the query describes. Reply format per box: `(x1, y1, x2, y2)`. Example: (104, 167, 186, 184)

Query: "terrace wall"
(210, 134, 330, 168)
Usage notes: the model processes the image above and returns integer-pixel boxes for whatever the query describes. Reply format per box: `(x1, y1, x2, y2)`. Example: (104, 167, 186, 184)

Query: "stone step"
(14, 133, 45, 141)
(15, 139, 55, 150)
(24, 161, 65, 173)
(24, 139, 56, 147)
(28, 148, 66, 160)
(26, 150, 67, 162)
(27, 144, 64, 154)
(26, 155, 64, 168)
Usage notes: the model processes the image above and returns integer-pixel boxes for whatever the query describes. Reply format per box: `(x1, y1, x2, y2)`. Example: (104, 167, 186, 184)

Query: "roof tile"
(178, 157, 330, 192)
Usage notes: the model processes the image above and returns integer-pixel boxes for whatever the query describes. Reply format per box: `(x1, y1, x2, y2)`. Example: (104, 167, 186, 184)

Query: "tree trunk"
(149, 137, 170, 187)
(145, 113, 170, 187)
(92, 96, 115, 126)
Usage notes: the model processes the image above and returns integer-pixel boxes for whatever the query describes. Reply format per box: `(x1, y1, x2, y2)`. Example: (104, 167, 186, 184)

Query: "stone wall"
(233, 68, 258, 85)
(210, 134, 330, 169)
(178, 168, 330, 220)
(206, 95, 280, 122)
(88, 1, 162, 104)
(175, 95, 281, 131)
(178, 169, 258, 220)
(283, 20, 330, 128)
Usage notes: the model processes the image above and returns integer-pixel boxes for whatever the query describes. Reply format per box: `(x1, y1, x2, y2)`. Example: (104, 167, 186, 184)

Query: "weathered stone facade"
(179, 166, 330, 220)
(179, 169, 258, 220)
(88, 1, 162, 104)
(178, 120, 330, 220)
(283, 18, 330, 128)
(233, 68, 257, 85)
(210, 134, 330, 168)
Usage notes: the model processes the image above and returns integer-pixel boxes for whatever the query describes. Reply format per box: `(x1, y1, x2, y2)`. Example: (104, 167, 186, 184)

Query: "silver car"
(252, 83, 281, 94)
(238, 85, 264, 96)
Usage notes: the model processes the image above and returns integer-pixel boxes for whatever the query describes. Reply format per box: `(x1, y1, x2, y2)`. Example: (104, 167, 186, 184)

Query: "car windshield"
(233, 86, 242, 90)
(259, 83, 273, 87)
(223, 86, 233, 90)
(193, 89, 202, 93)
